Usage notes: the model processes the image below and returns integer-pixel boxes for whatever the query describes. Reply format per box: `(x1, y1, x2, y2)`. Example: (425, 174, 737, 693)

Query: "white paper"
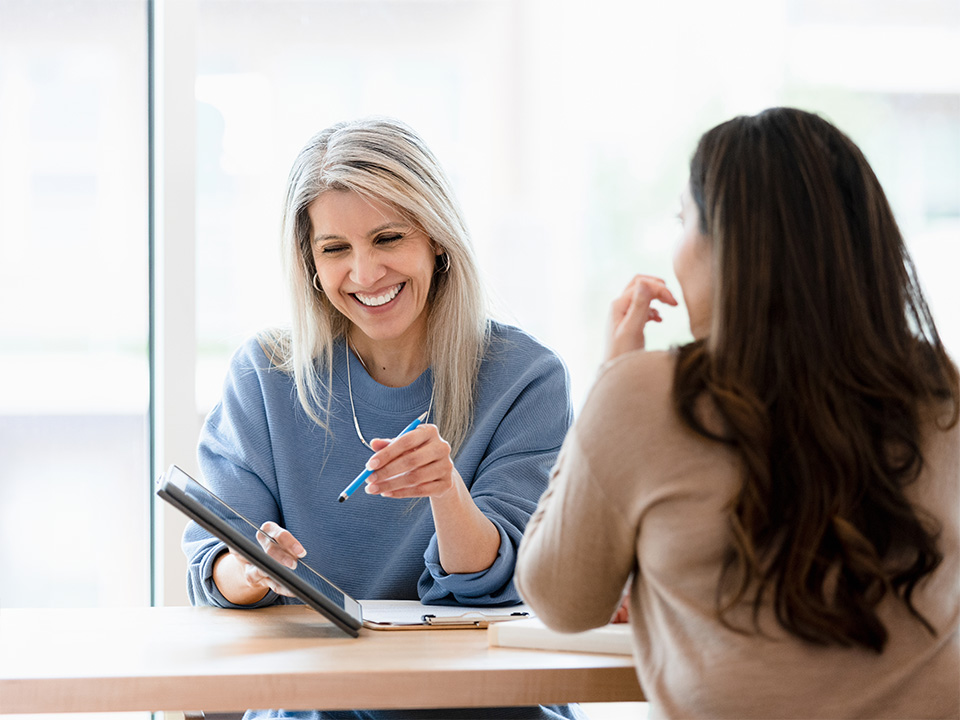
(360, 599, 531, 626)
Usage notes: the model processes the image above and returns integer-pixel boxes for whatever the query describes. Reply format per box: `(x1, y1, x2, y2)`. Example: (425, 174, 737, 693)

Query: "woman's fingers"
(367, 424, 440, 467)
(605, 275, 677, 361)
(366, 424, 445, 475)
(368, 457, 453, 497)
(370, 431, 449, 479)
(607, 278, 640, 331)
(632, 274, 678, 304)
(226, 548, 296, 597)
(246, 564, 294, 597)
(363, 424, 455, 498)
(623, 276, 677, 325)
(256, 521, 306, 569)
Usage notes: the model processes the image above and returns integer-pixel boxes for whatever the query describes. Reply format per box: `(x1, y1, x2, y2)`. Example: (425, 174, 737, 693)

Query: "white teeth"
(355, 283, 402, 307)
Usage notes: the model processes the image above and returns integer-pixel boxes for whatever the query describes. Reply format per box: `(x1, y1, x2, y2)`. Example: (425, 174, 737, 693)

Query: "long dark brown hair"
(673, 107, 959, 652)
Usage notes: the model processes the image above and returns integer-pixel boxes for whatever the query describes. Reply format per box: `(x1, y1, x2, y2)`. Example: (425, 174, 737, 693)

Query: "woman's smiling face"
(308, 190, 440, 350)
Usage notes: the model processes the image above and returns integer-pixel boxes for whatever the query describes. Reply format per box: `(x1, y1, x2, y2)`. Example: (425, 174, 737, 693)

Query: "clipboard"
(158, 465, 532, 634)
(359, 600, 532, 630)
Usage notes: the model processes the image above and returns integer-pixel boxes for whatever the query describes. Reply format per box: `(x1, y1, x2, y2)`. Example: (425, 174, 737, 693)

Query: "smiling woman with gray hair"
(184, 117, 583, 720)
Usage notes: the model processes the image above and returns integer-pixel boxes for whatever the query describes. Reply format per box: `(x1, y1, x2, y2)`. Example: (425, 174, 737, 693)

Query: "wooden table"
(0, 605, 643, 714)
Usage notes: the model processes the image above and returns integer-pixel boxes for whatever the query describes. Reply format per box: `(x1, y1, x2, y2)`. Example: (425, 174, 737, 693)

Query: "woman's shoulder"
(596, 348, 678, 396)
(226, 329, 293, 379)
(577, 349, 680, 432)
(486, 320, 565, 366)
(474, 321, 570, 406)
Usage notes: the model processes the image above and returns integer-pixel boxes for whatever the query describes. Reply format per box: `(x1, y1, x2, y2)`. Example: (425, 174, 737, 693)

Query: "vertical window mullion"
(149, 0, 199, 608)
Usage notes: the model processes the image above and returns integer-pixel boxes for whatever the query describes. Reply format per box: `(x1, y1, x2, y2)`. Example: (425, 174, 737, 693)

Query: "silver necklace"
(345, 340, 433, 450)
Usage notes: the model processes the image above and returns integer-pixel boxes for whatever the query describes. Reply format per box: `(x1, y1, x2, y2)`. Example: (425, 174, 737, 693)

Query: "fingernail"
(293, 544, 306, 558)
(366, 457, 380, 471)
(365, 483, 378, 494)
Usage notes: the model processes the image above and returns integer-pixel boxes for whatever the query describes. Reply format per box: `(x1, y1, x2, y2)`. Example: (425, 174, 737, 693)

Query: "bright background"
(1, 0, 958, 718)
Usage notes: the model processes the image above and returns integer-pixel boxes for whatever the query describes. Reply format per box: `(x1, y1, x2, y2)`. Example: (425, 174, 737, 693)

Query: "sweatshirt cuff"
(421, 522, 519, 603)
(199, 543, 279, 609)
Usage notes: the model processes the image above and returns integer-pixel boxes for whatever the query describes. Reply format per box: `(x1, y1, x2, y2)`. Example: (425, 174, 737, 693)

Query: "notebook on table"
(488, 617, 633, 655)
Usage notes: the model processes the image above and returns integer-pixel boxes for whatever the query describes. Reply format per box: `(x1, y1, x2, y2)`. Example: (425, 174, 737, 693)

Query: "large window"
(0, 0, 150, 611)
(192, 0, 960, 416)
(0, 1, 956, 718)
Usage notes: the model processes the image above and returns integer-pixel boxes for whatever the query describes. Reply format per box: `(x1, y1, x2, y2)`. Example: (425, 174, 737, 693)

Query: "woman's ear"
(434, 246, 451, 274)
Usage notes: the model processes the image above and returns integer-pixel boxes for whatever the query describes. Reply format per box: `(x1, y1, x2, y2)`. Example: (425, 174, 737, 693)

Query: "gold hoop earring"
(438, 254, 451, 274)
(312, 273, 324, 293)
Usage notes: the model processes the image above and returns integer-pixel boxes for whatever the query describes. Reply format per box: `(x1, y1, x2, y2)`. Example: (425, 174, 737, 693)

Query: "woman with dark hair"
(516, 107, 959, 718)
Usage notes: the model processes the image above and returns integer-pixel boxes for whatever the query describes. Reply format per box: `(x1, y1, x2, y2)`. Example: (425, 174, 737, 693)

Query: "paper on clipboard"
(361, 599, 533, 630)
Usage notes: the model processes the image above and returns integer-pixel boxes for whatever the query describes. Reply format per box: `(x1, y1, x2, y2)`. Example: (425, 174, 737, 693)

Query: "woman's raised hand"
(214, 520, 306, 601)
(364, 424, 458, 499)
(364, 423, 500, 574)
(605, 274, 678, 362)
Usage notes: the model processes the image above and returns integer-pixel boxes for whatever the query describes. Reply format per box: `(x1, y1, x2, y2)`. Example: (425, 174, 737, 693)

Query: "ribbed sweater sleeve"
(420, 336, 573, 604)
(184, 340, 285, 608)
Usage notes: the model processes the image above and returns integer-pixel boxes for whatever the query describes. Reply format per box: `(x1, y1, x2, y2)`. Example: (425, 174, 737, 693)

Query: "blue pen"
(338, 411, 429, 503)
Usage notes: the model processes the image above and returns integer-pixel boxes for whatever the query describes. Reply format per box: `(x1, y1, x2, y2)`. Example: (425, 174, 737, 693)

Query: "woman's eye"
(321, 244, 348, 254)
(376, 233, 403, 245)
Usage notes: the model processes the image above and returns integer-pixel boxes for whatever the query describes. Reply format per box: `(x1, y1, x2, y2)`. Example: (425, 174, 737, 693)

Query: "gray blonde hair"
(262, 117, 489, 456)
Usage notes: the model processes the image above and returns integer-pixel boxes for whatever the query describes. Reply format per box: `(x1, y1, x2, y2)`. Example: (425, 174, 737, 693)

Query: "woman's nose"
(350, 249, 386, 287)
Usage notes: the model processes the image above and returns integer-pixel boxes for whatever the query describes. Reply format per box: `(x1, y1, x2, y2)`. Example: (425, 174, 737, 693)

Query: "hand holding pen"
(338, 410, 499, 575)
(338, 411, 431, 502)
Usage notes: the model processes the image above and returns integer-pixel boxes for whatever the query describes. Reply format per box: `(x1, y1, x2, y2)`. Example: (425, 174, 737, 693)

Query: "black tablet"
(157, 464, 363, 637)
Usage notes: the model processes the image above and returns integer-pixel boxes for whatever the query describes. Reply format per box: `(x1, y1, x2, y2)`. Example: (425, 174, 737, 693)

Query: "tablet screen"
(157, 464, 363, 637)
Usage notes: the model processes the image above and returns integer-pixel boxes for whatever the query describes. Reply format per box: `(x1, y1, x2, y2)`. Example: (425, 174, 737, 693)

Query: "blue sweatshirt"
(184, 321, 573, 609)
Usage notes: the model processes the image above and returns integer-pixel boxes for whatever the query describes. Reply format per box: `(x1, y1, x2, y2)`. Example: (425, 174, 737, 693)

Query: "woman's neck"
(348, 332, 429, 388)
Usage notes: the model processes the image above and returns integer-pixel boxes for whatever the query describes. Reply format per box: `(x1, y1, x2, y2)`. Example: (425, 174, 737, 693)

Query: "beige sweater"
(516, 350, 960, 719)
